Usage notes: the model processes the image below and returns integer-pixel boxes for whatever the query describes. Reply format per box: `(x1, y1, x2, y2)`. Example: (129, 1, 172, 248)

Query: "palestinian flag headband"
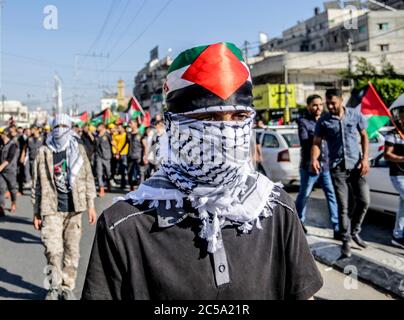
(164, 42, 253, 114)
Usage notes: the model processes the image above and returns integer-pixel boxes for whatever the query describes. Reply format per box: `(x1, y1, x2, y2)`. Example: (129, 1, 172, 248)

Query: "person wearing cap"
(0, 128, 18, 216)
(32, 114, 97, 300)
(42, 124, 51, 140)
(82, 42, 323, 300)
(384, 97, 404, 249)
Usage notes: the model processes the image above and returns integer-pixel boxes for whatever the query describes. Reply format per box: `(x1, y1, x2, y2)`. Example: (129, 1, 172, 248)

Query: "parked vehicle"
(255, 127, 300, 185)
(368, 152, 399, 215)
(369, 126, 394, 160)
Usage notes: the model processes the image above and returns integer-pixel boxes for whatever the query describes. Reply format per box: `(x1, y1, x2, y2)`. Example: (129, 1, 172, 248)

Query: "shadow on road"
(0, 215, 33, 226)
(0, 267, 46, 300)
(0, 228, 41, 244)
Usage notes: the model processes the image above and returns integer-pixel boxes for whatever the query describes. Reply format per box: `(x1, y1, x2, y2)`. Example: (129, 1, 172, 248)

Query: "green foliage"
(356, 78, 404, 106)
(343, 57, 404, 106)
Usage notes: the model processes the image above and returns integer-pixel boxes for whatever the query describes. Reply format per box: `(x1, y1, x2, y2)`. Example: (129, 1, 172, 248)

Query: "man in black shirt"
(82, 42, 323, 300)
(94, 123, 112, 197)
(127, 120, 144, 191)
(0, 128, 18, 216)
(385, 103, 404, 248)
(25, 125, 45, 178)
(81, 124, 96, 161)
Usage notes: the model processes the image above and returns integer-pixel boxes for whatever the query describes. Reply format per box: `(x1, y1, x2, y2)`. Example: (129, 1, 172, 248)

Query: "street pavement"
(286, 185, 404, 298)
(0, 187, 399, 300)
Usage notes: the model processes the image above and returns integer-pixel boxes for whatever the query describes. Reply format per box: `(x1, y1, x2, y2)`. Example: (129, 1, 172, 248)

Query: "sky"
(0, 0, 330, 113)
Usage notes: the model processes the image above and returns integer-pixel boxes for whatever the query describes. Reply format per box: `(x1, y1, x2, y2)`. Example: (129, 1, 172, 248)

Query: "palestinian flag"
(138, 111, 151, 135)
(71, 111, 89, 127)
(164, 42, 252, 113)
(127, 96, 144, 120)
(91, 108, 115, 126)
(359, 82, 391, 139)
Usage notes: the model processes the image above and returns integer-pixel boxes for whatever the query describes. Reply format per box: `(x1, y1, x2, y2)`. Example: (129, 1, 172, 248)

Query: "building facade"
(134, 51, 172, 116)
(0, 100, 29, 127)
(260, 5, 404, 54)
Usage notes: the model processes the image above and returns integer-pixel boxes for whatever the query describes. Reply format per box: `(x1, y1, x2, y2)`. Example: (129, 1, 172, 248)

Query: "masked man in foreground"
(82, 43, 323, 300)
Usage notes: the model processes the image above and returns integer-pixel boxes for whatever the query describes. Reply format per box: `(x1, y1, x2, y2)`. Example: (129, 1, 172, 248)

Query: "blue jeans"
(296, 168, 339, 231)
(390, 176, 404, 239)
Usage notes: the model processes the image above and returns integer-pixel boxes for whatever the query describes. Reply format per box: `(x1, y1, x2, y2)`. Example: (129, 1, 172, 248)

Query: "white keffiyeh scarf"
(118, 106, 282, 253)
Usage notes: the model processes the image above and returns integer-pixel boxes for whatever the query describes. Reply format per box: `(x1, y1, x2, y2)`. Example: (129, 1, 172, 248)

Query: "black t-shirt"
(95, 133, 112, 160)
(81, 132, 96, 158)
(53, 150, 75, 212)
(385, 130, 404, 176)
(128, 133, 142, 160)
(82, 189, 323, 300)
(28, 136, 45, 161)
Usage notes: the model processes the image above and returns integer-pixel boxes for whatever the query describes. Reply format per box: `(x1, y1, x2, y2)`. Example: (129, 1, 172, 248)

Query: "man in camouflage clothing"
(32, 114, 97, 300)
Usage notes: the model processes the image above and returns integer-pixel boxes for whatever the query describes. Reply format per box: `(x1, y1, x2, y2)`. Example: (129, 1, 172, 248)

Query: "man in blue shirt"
(296, 95, 339, 237)
(312, 89, 370, 258)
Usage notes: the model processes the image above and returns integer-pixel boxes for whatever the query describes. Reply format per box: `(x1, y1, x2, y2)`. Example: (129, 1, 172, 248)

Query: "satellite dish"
(259, 32, 269, 45)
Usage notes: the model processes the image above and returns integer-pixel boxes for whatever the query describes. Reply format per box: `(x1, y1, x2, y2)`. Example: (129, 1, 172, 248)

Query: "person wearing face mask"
(31, 114, 97, 300)
(384, 98, 404, 249)
(295, 95, 339, 237)
(82, 43, 323, 300)
(312, 89, 370, 259)
(0, 128, 18, 216)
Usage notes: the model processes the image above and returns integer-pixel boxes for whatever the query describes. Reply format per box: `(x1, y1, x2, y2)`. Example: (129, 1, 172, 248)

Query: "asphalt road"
(0, 187, 397, 300)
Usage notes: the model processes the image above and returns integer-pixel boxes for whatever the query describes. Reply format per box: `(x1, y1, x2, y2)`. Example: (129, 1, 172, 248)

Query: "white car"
(369, 126, 394, 160)
(368, 152, 399, 215)
(256, 127, 300, 185)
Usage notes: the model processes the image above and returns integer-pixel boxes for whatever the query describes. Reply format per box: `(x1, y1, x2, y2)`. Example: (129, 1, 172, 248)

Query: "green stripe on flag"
(366, 115, 390, 139)
(168, 45, 208, 74)
(224, 42, 245, 62)
(168, 43, 245, 74)
(130, 110, 143, 120)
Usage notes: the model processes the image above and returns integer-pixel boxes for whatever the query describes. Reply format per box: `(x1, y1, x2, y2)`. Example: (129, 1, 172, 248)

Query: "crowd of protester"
(0, 114, 164, 217)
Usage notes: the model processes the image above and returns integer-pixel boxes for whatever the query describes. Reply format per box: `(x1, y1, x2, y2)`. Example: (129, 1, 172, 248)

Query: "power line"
(102, 0, 173, 72)
(105, 0, 148, 57)
(99, 0, 132, 55)
(80, 0, 119, 67)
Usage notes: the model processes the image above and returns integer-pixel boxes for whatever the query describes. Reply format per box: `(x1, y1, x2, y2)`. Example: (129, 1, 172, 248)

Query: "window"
(359, 25, 366, 34)
(379, 44, 390, 52)
(334, 34, 338, 43)
(378, 23, 389, 31)
(281, 134, 300, 148)
(262, 134, 279, 148)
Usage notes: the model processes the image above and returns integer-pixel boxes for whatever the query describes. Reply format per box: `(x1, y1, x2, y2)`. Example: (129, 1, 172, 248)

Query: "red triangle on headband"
(181, 43, 249, 100)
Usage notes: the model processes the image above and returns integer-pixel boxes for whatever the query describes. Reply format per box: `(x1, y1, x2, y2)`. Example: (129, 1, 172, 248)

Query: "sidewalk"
(285, 186, 404, 299)
(307, 226, 404, 298)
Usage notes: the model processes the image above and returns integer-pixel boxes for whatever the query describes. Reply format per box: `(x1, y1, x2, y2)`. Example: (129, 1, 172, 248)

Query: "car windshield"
(281, 133, 300, 148)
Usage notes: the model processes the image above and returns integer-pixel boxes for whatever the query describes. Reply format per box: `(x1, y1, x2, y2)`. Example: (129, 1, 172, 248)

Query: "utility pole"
(284, 65, 290, 125)
(74, 52, 109, 116)
(243, 40, 250, 66)
(347, 38, 354, 90)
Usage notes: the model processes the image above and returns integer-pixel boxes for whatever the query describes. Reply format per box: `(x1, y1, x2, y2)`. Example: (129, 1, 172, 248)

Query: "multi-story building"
(134, 47, 172, 116)
(250, 2, 404, 122)
(260, 4, 404, 54)
(0, 100, 29, 127)
(367, 0, 404, 10)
